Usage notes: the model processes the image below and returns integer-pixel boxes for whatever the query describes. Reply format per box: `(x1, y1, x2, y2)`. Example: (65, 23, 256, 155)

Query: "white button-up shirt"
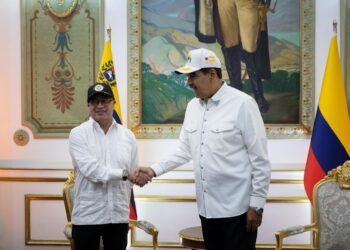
(152, 83, 270, 218)
(69, 117, 138, 225)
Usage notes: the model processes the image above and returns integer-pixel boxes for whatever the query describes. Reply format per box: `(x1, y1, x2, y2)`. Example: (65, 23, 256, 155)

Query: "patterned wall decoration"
(21, 0, 104, 138)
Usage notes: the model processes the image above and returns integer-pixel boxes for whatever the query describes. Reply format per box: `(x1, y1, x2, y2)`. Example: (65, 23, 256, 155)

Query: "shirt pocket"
(185, 124, 199, 153)
(76, 190, 106, 217)
(210, 123, 234, 135)
(209, 122, 238, 150)
(88, 144, 101, 160)
(116, 142, 132, 170)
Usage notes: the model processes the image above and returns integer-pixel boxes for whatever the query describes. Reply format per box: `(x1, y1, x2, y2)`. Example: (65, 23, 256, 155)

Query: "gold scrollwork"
(13, 129, 30, 146)
(45, 0, 78, 18)
(327, 160, 350, 189)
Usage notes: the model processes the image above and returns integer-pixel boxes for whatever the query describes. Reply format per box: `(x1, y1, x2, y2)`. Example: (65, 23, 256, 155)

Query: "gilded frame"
(21, 0, 104, 138)
(128, 0, 315, 139)
(7, 175, 308, 248)
(25, 195, 69, 245)
(130, 196, 310, 248)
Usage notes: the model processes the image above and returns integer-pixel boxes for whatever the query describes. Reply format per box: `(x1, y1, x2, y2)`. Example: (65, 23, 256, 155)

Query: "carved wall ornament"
(13, 129, 30, 146)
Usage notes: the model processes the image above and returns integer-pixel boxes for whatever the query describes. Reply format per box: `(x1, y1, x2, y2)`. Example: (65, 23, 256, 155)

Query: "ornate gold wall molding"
(24, 194, 69, 245)
(0, 177, 66, 182)
(11, 172, 310, 248)
(131, 196, 311, 249)
(22, 193, 310, 248)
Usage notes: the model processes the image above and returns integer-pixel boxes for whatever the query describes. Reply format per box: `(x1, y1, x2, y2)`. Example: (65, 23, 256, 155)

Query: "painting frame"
(128, 0, 315, 139)
(340, 0, 350, 111)
(21, 0, 105, 138)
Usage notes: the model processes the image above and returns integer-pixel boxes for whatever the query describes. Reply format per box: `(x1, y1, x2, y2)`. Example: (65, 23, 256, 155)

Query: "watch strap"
(122, 170, 128, 181)
(249, 206, 264, 215)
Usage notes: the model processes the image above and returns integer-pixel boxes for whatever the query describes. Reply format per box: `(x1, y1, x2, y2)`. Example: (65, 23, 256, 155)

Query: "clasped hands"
(128, 167, 155, 187)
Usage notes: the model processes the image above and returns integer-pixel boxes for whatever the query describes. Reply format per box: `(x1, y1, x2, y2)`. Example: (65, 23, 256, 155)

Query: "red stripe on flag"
(304, 147, 326, 203)
(129, 202, 137, 220)
(129, 200, 137, 230)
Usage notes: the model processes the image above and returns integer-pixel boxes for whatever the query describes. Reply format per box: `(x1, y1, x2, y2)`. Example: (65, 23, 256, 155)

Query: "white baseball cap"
(175, 48, 222, 74)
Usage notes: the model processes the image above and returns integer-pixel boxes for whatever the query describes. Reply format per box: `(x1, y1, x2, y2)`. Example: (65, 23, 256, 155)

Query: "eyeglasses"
(89, 98, 113, 106)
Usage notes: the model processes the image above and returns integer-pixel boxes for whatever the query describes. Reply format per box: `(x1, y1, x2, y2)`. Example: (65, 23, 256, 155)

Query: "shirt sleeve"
(239, 98, 271, 208)
(125, 131, 138, 189)
(129, 133, 139, 171)
(151, 109, 193, 176)
(69, 128, 122, 183)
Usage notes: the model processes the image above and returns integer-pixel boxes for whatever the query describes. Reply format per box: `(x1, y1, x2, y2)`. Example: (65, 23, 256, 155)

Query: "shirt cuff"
(109, 169, 124, 180)
(249, 195, 267, 208)
(150, 163, 164, 177)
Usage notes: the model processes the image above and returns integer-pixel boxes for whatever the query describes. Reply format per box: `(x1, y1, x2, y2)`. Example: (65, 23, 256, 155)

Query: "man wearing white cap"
(136, 48, 271, 250)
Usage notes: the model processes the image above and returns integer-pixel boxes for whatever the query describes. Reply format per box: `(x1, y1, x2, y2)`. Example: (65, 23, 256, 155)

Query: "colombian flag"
(304, 36, 350, 203)
(97, 38, 138, 220)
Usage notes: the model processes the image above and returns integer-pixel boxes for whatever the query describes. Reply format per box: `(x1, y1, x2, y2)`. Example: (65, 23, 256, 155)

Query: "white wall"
(0, 0, 341, 169)
(0, 0, 342, 249)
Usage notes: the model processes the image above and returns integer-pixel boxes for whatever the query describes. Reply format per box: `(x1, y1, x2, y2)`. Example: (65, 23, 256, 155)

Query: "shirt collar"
(89, 116, 118, 129)
(199, 81, 227, 106)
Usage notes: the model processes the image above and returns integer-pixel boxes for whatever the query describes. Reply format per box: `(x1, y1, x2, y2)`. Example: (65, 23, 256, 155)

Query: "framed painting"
(128, 0, 315, 139)
(21, 0, 104, 138)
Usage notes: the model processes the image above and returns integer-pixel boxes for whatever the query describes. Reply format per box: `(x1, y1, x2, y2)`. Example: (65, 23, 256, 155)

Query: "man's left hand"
(246, 207, 262, 232)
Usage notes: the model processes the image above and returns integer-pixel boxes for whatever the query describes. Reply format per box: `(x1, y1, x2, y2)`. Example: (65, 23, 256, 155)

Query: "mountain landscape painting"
(141, 0, 301, 124)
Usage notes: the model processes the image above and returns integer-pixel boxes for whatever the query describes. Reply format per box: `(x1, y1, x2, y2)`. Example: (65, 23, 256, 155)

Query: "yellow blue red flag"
(304, 36, 350, 203)
(97, 39, 123, 124)
(97, 38, 138, 220)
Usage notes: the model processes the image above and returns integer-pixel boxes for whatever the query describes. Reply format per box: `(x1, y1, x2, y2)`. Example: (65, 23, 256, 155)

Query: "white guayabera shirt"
(152, 83, 271, 218)
(69, 117, 138, 225)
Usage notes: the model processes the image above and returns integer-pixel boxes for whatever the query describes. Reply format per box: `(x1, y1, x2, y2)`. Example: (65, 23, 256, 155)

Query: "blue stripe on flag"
(113, 110, 122, 125)
(130, 189, 137, 218)
(311, 108, 349, 173)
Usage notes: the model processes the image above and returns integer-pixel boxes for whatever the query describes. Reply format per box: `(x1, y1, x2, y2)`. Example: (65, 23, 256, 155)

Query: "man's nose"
(96, 101, 105, 107)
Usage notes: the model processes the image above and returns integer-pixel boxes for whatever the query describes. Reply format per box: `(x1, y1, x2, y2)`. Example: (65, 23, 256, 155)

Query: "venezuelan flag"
(97, 37, 138, 220)
(304, 36, 350, 203)
(97, 39, 123, 125)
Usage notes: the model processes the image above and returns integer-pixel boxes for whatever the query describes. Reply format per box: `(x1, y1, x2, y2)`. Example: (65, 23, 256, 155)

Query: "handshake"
(127, 167, 156, 187)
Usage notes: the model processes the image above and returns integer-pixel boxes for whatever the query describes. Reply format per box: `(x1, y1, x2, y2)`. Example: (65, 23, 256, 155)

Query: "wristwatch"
(250, 206, 264, 215)
(122, 170, 128, 181)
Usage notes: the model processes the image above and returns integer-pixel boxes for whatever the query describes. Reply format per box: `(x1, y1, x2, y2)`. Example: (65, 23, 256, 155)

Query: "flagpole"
(333, 19, 337, 36)
(107, 26, 111, 40)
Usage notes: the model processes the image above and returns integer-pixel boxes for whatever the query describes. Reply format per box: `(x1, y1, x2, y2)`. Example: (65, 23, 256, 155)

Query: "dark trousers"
(200, 213, 257, 250)
(72, 223, 129, 250)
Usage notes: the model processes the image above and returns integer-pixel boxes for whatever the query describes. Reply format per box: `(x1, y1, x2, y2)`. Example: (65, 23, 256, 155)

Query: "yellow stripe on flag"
(96, 39, 123, 124)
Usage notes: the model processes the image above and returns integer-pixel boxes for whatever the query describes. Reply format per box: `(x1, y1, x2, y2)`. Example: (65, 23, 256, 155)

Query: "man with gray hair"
(136, 48, 271, 250)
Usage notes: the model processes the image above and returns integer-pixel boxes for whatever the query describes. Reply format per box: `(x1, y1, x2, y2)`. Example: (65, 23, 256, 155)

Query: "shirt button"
(201, 142, 204, 145)
(204, 119, 207, 122)
(201, 154, 203, 157)
(206, 108, 209, 111)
